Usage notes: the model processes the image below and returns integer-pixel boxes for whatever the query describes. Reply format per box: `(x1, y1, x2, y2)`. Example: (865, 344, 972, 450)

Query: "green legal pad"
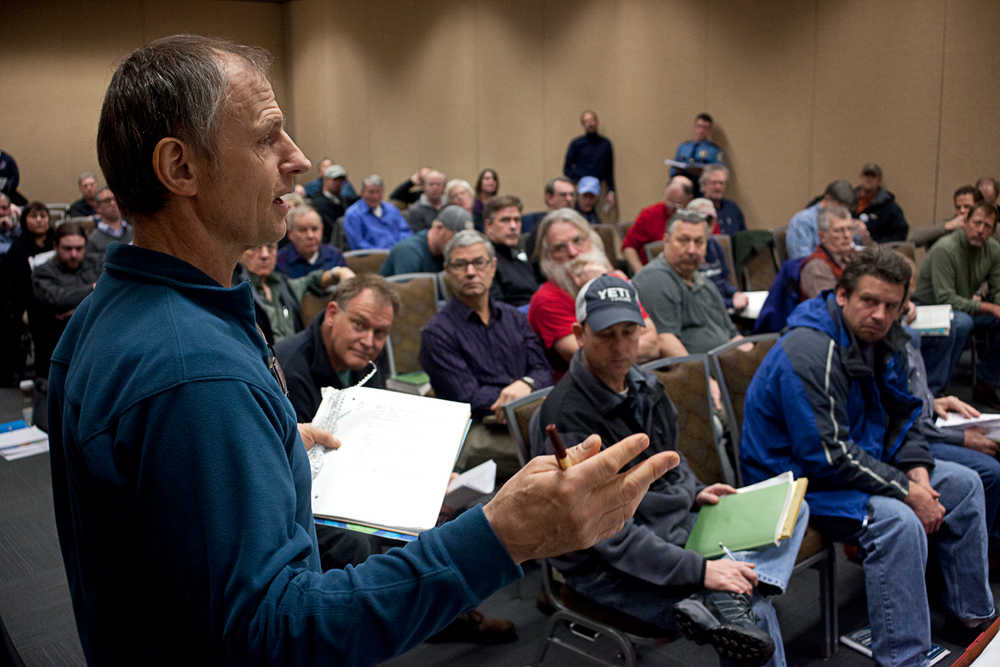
(684, 476, 798, 558)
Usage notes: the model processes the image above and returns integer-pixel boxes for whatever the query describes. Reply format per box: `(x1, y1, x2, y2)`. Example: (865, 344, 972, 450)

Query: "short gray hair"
(666, 208, 709, 235)
(97, 34, 272, 219)
(699, 163, 729, 188)
(285, 203, 320, 230)
(78, 171, 98, 185)
(817, 204, 851, 233)
(443, 229, 495, 265)
(445, 179, 474, 202)
(361, 174, 383, 191)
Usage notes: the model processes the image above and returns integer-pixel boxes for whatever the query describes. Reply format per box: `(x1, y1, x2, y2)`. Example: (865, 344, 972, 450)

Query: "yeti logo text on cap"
(575, 274, 644, 332)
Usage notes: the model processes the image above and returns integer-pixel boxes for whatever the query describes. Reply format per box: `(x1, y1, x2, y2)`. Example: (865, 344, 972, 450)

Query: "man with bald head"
(622, 174, 693, 274)
(47, 34, 676, 664)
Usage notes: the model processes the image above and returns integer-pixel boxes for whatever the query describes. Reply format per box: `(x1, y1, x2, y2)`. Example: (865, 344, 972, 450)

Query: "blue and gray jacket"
(740, 292, 930, 523)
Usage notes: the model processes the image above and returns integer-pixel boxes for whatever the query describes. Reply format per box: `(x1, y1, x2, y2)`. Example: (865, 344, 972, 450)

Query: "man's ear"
(835, 286, 848, 307)
(152, 137, 199, 197)
(324, 299, 340, 323)
(572, 322, 585, 345)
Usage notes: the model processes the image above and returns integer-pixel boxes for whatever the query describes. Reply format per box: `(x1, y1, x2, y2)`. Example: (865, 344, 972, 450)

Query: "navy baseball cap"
(575, 275, 644, 332)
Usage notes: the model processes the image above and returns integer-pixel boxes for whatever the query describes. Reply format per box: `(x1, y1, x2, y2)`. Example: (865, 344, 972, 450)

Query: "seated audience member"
(521, 177, 576, 236)
(670, 113, 724, 181)
(68, 171, 99, 218)
(910, 184, 980, 249)
(420, 230, 553, 482)
(343, 174, 411, 250)
(575, 176, 601, 225)
(913, 202, 1000, 402)
(688, 197, 748, 311)
(237, 241, 354, 344)
(85, 188, 132, 259)
(473, 168, 499, 225)
(700, 164, 745, 236)
(742, 248, 995, 665)
(632, 209, 742, 357)
(785, 179, 857, 260)
(531, 275, 806, 667)
(276, 204, 347, 278)
(621, 175, 693, 274)
(404, 169, 446, 233)
(977, 176, 999, 219)
(482, 194, 538, 307)
(308, 164, 349, 244)
(798, 205, 854, 299)
(1, 201, 54, 383)
(304, 157, 359, 203)
(854, 163, 908, 243)
(275, 273, 516, 643)
(389, 166, 431, 207)
(528, 209, 659, 378)
(379, 205, 473, 276)
(0, 193, 18, 255)
(32, 223, 102, 377)
(444, 179, 476, 215)
(900, 264, 1000, 547)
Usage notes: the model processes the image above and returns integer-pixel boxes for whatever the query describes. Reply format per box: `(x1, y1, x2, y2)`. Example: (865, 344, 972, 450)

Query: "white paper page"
(739, 291, 770, 320)
(309, 386, 470, 532)
(447, 459, 496, 495)
(1, 441, 49, 461)
(911, 305, 952, 334)
(736, 470, 792, 494)
(0, 426, 48, 449)
(935, 412, 1000, 430)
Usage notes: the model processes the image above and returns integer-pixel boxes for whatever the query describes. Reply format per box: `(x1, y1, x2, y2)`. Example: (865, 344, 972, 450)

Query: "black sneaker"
(673, 591, 775, 665)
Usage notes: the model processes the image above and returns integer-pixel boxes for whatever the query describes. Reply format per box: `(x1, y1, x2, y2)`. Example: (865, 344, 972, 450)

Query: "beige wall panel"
(935, 0, 1000, 221)
(286, 1, 374, 181)
(813, 0, 943, 230)
(704, 0, 817, 230)
(473, 1, 547, 208)
(1, 1, 284, 204)
(613, 0, 707, 221)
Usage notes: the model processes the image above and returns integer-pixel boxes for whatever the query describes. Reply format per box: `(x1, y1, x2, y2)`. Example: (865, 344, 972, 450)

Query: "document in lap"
(308, 386, 471, 535)
(684, 471, 808, 558)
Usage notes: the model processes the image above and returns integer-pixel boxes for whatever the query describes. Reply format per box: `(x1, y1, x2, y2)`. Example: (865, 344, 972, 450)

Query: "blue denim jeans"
(857, 460, 993, 666)
(919, 313, 972, 394)
(931, 441, 1000, 542)
(567, 504, 809, 667)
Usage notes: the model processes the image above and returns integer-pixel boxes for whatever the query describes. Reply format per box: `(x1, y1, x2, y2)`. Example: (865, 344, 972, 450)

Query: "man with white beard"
(527, 208, 661, 378)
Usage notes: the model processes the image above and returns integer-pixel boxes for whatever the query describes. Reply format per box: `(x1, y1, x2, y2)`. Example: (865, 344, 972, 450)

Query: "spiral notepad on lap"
(309, 386, 471, 535)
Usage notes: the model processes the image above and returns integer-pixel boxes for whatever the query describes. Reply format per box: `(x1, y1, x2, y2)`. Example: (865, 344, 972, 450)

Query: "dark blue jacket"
(753, 257, 804, 334)
(741, 293, 929, 522)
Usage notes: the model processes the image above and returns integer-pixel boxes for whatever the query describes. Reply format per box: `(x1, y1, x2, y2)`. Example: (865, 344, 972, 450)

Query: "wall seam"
(808, 0, 818, 198)
(931, 0, 949, 226)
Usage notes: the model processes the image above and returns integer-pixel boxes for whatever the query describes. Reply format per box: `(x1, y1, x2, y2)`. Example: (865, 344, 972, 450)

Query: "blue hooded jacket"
(740, 292, 929, 522)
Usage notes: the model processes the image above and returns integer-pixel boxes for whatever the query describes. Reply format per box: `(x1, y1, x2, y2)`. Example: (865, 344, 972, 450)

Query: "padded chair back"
(300, 291, 332, 328)
(66, 216, 96, 237)
(385, 273, 438, 374)
(741, 240, 778, 291)
(708, 334, 779, 485)
(772, 226, 788, 265)
(644, 240, 664, 262)
(884, 240, 916, 261)
(503, 387, 553, 467)
(344, 249, 388, 275)
(715, 233, 736, 280)
(642, 354, 732, 486)
(593, 223, 622, 267)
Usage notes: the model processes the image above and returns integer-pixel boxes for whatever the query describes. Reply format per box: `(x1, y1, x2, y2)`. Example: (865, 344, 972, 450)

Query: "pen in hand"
(719, 541, 737, 561)
(545, 424, 571, 471)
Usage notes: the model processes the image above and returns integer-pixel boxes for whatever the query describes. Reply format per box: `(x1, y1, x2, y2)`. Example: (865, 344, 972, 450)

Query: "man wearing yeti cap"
(379, 204, 473, 276)
(530, 274, 808, 667)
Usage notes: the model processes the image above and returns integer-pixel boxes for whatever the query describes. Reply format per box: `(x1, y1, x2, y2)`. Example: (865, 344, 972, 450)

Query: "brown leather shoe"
(426, 609, 518, 645)
(973, 382, 1000, 411)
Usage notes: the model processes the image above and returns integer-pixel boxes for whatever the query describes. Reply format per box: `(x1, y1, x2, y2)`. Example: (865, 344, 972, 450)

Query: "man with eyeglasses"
(482, 194, 538, 307)
(798, 205, 856, 300)
(420, 229, 552, 483)
(85, 187, 133, 259)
